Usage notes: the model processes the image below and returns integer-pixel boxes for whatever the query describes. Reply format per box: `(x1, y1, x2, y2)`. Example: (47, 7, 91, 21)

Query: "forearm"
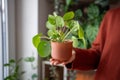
(66, 48, 100, 70)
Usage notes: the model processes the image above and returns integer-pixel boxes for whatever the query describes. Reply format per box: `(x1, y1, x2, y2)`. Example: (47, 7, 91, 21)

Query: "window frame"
(0, 0, 10, 79)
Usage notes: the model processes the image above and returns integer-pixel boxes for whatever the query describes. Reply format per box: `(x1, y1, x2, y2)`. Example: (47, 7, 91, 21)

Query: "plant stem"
(61, 28, 69, 41)
(41, 36, 50, 40)
(62, 27, 75, 41)
(82, 37, 87, 48)
(62, 26, 66, 33)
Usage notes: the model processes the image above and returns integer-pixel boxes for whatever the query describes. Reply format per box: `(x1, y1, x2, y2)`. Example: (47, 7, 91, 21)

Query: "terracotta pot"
(51, 41, 73, 62)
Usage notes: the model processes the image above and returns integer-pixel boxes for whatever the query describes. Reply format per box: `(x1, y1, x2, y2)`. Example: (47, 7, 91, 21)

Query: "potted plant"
(32, 11, 85, 61)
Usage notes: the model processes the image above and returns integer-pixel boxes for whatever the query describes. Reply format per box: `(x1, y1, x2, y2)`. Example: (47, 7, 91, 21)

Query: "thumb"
(62, 50, 76, 65)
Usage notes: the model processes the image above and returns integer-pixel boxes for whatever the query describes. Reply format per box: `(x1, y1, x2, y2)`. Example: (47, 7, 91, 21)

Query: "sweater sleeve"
(70, 48, 100, 70)
(66, 10, 109, 71)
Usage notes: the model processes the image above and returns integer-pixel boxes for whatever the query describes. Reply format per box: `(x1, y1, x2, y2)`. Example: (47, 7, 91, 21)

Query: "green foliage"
(95, 0, 108, 7)
(67, 70, 76, 80)
(24, 57, 38, 80)
(24, 56, 35, 62)
(31, 73, 38, 80)
(4, 57, 38, 80)
(85, 24, 99, 45)
(74, 9, 83, 20)
(63, 11, 74, 20)
(84, 4, 106, 48)
(64, 0, 72, 12)
(87, 4, 100, 20)
(72, 4, 106, 48)
(60, 0, 108, 49)
(32, 11, 85, 58)
(4, 58, 25, 80)
(32, 34, 42, 48)
(37, 41, 51, 57)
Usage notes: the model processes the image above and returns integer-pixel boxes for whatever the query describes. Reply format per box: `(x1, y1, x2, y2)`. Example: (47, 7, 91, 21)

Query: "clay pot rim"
(51, 40, 73, 43)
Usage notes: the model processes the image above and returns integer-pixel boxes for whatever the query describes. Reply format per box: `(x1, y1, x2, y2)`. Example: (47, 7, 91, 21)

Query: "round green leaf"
(63, 11, 74, 21)
(46, 21, 56, 30)
(47, 30, 54, 37)
(66, 20, 79, 30)
(75, 9, 83, 20)
(48, 15, 56, 25)
(56, 16, 64, 27)
(87, 4, 99, 19)
(66, 20, 74, 29)
(37, 41, 51, 57)
(32, 34, 42, 48)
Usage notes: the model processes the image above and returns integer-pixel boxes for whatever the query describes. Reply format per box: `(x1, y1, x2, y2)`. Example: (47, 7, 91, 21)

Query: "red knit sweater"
(68, 7, 120, 80)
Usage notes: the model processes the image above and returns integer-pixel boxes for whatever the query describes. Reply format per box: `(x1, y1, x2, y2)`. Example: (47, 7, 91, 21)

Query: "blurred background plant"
(67, 70, 76, 80)
(53, 0, 108, 48)
(4, 58, 24, 80)
(24, 56, 38, 80)
(4, 56, 38, 80)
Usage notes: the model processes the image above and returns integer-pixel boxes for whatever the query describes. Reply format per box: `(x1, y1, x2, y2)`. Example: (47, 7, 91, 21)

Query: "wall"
(8, 0, 16, 59)
(15, 0, 54, 79)
(38, 0, 54, 79)
(15, 0, 38, 79)
(39, 0, 54, 34)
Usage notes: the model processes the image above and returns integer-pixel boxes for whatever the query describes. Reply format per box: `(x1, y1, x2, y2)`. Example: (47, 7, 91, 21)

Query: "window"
(0, 0, 9, 79)
(0, 0, 3, 79)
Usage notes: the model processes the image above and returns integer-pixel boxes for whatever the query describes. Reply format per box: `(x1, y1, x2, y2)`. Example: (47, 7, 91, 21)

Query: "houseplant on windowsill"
(32, 11, 85, 61)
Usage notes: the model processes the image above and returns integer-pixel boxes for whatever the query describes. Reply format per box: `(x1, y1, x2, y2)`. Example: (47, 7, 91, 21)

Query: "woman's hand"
(50, 50, 76, 66)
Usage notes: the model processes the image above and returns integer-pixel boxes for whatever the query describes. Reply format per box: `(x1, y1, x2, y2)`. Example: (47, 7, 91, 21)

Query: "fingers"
(50, 50, 76, 66)
(50, 58, 62, 65)
(50, 58, 70, 66)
